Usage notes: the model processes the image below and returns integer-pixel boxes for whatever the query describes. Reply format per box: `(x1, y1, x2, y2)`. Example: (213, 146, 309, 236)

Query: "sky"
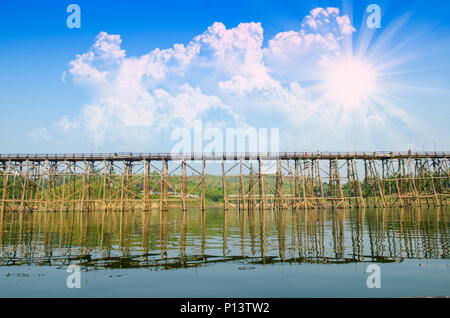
(0, 0, 449, 154)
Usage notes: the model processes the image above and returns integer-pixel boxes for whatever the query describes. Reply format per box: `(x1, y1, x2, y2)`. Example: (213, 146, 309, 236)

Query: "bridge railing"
(0, 151, 449, 161)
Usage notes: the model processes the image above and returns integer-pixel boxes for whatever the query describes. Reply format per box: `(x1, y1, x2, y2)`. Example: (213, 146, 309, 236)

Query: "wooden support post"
(369, 160, 386, 208)
(71, 161, 77, 212)
(10, 162, 17, 211)
(61, 161, 68, 212)
(395, 159, 404, 207)
(387, 160, 394, 207)
(248, 162, 256, 210)
(287, 161, 294, 208)
(315, 160, 324, 208)
(121, 161, 127, 212)
(408, 158, 420, 206)
(221, 161, 228, 211)
(143, 160, 151, 211)
(426, 159, 440, 206)
(43, 160, 50, 211)
(201, 159, 206, 211)
(109, 161, 116, 211)
(300, 160, 308, 209)
(417, 160, 429, 207)
(18, 161, 27, 212)
(258, 158, 267, 210)
(275, 159, 286, 209)
(329, 160, 334, 209)
(181, 160, 187, 211)
(161, 159, 169, 211)
(401, 159, 407, 206)
(1, 161, 9, 212)
(346, 160, 352, 207)
(364, 160, 369, 207)
(306, 160, 313, 207)
(294, 160, 300, 208)
(239, 159, 246, 211)
(101, 160, 108, 211)
(353, 160, 365, 208)
(30, 162, 38, 211)
(86, 161, 93, 212)
(381, 160, 388, 207)
(334, 160, 346, 208)
(128, 161, 136, 212)
(53, 161, 59, 211)
(275, 160, 280, 209)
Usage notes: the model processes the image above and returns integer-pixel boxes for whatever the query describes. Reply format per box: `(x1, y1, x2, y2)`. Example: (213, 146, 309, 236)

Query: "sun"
(321, 56, 378, 107)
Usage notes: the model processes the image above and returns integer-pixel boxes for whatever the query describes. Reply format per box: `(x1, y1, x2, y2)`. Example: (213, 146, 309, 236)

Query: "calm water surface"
(0, 207, 448, 297)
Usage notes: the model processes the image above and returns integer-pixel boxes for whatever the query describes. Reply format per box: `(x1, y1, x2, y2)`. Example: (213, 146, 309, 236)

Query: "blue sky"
(0, 0, 449, 153)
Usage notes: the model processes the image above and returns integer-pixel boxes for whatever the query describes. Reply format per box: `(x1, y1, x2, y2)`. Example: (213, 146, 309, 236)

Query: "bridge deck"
(0, 151, 448, 162)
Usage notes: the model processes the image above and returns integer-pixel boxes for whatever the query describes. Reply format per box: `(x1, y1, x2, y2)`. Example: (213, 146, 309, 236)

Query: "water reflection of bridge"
(0, 208, 447, 270)
(0, 152, 448, 212)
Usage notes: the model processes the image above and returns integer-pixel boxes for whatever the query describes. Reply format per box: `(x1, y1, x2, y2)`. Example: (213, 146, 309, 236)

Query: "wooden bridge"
(0, 151, 448, 212)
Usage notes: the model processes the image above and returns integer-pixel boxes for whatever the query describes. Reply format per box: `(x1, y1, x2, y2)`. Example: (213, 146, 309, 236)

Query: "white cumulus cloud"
(53, 7, 420, 152)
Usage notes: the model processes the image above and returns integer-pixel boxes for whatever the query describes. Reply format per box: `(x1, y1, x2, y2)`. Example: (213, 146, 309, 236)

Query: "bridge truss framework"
(0, 152, 448, 212)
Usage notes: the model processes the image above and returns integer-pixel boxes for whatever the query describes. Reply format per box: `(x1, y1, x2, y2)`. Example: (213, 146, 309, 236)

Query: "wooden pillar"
(287, 161, 294, 208)
(370, 160, 386, 208)
(221, 161, 228, 211)
(333, 160, 345, 208)
(395, 159, 404, 207)
(1, 161, 9, 212)
(60, 161, 68, 212)
(109, 161, 116, 211)
(239, 159, 246, 211)
(29, 162, 38, 211)
(258, 158, 267, 210)
(381, 159, 387, 206)
(86, 161, 94, 212)
(71, 161, 76, 212)
(49, 160, 57, 212)
(161, 159, 169, 211)
(201, 159, 206, 211)
(123, 161, 130, 212)
(354, 160, 365, 208)
(275, 159, 286, 209)
(364, 159, 369, 208)
(120, 161, 126, 212)
(310, 160, 316, 208)
(19, 161, 27, 212)
(346, 160, 352, 207)
(300, 160, 308, 209)
(315, 160, 324, 208)
(44, 160, 50, 211)
(329, 160, 334, 209)
(101, 160, 108, 212)
(426, 159, 440, 206)
(294, 160, 300, 208)
(401, 159, 407, 206)
(349, 159, 357, 208)
(143, 160, 151, 211)
(306, 160, 313, 207)
(248, 162, 256, 210)
(181, 160, 187, 211)
(408, 158, 419, 206)
(128, 161, 135, 212)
